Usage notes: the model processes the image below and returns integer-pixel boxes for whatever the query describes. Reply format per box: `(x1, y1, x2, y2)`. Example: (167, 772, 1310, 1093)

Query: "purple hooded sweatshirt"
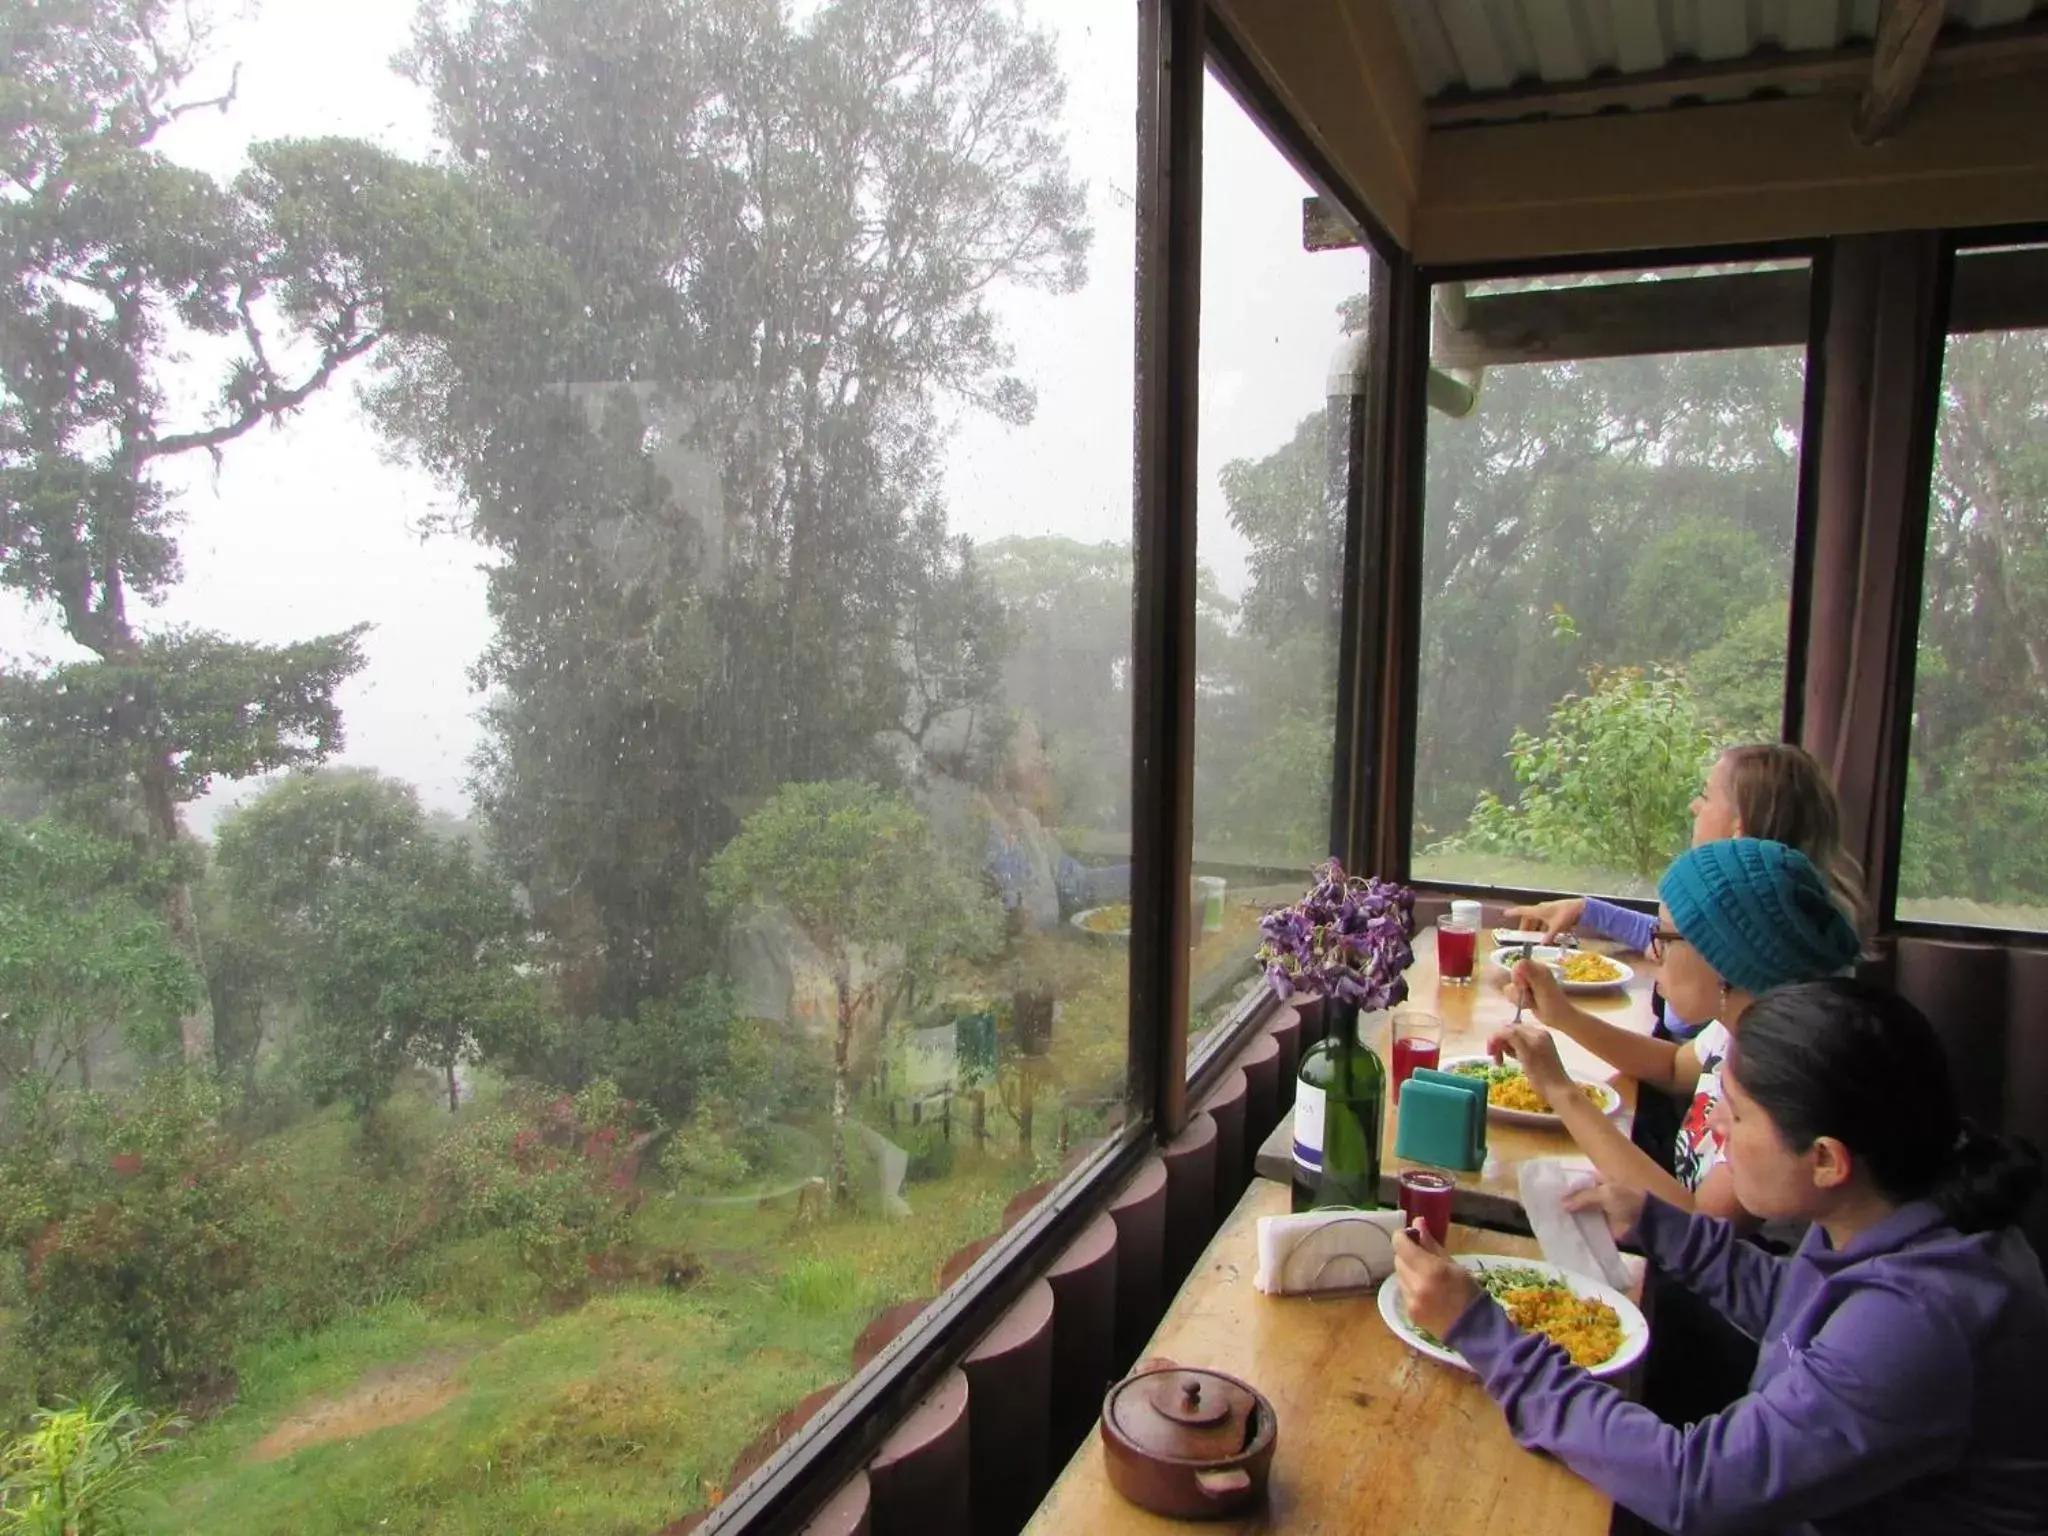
(1444, 1196, 2048, 1535)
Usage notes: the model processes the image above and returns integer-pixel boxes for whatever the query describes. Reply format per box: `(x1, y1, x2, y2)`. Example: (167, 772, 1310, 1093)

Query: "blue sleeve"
(1630, 1197, 1784, 1340)
(1580, 898, 1654, 953)
(1444, 1277, 1974, 1536)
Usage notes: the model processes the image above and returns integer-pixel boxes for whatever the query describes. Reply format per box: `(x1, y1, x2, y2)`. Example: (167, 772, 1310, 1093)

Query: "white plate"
(1069, 906, 1129, 939)
(1379, 1254, 1649, 1379)
(1438, 1055, 1624, 1128)
(1487, 945, 1635, 993)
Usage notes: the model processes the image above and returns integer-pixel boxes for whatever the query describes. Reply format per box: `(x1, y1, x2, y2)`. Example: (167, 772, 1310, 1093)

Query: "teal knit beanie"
(1657, 839, 1860, 998)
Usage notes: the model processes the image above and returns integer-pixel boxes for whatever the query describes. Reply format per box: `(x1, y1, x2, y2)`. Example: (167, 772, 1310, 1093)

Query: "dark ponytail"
(1732, 978, 2043, 1234)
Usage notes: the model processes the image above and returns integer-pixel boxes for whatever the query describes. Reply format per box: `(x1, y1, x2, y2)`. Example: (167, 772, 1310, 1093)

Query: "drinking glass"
(1437, 919, 1478, 984)
(1398, 1167, 1456, 1247)
(1389, 1010, 1442, 1101)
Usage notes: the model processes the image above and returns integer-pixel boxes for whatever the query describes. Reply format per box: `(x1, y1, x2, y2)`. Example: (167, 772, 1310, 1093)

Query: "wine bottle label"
(1293, 1081, 1325, 1172)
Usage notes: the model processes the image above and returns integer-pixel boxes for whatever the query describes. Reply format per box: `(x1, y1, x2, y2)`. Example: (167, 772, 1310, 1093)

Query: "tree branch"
(144, 325, 381, 461)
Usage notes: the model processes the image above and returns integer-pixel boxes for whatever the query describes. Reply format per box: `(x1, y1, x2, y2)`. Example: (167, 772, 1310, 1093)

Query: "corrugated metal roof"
(1393, 0, 2048, 103)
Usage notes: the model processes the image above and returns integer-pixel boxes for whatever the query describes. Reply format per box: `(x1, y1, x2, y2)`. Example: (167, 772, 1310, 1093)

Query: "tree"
(297, 836, 540, 1118)
(1223, 408, 1342, 647)
(203, 769, 430, 1083)
(1689, 602, 1788, 742)
(706, 780, 1001, 1204)
(0, 1, 513, 1057)
(1407, 308, 1804, 843)
(0, 819, 195, 1092)
(1201, 412, 1346, 866)
(1898, 327, 2048, 909)
(1443, 663, 1719, 884)
(360, 0, 1091, 1013)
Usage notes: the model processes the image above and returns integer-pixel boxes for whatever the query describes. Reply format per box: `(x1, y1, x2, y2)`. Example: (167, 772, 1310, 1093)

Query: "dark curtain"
(1797, 232, 2045, 1254)
(1796, 230, 1946, 909)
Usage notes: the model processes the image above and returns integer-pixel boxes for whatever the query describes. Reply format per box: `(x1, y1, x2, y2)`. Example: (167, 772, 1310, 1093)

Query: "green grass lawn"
(132, 1132, 1036, 1535)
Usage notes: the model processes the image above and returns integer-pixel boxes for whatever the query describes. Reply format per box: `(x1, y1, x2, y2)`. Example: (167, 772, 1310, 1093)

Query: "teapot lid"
(1105, 1364, 1263, 1463)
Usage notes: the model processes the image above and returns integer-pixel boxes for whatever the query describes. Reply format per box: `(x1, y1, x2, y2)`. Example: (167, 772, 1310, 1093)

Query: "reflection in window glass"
(1899, 296, 2048, 931)
(0, 0, 1133, 1528)
(1410, 268, 1807, 899)
(1187, 73, 1356, 1045)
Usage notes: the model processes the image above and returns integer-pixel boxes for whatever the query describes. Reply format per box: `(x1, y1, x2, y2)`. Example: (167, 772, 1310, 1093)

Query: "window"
(1186, 70, 1356, 1044)
(0, 1, 1136, 1529)
(1898, 247, 2048, 932)
(1409, 264, 1809, 900)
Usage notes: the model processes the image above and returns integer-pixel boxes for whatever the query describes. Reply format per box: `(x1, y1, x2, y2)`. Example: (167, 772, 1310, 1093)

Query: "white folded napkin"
(1254, 1208, 1406, 1295)
(1519, 1159, 1634, 1293)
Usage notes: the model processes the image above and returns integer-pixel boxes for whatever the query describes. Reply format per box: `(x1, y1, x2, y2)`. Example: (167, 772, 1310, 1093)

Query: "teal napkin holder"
(1395, 1071, 1488, 1172)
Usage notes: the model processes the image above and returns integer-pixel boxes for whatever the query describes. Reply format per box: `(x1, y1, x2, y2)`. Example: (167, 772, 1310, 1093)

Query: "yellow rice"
(1487, 1073, 1607, 1115)
(1559, 951, 1625, 985)
(1497, 1285, 1624, 1368)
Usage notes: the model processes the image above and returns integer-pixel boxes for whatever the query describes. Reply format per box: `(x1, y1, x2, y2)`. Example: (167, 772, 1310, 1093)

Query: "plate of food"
(1441, 1056, 1623, 1128)
(1379, 1255, 1648, 1379)
(1487, 944, 1634, 993)
(1071, 903, 1131, 940)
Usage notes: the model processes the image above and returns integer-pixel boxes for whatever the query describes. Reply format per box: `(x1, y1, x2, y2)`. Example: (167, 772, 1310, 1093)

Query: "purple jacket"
(1445, 1197, 2048, 1535)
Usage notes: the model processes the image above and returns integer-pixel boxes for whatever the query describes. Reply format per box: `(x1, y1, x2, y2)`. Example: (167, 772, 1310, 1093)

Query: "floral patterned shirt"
(1673, 1021, 1731, 1193)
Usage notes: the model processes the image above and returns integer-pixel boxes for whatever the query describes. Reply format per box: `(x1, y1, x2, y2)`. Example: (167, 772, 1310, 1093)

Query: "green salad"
(1448, 1060, 1523, 1088)
(1411, 1264, 1568, 1347)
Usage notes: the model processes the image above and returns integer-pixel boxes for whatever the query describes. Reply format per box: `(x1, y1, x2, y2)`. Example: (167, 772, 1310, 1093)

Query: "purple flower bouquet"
(1256, 860, 1417, 1013)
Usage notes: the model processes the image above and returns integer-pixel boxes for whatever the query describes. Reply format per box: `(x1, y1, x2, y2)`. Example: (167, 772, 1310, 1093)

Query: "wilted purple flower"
(1255, 862, 1417, 1011)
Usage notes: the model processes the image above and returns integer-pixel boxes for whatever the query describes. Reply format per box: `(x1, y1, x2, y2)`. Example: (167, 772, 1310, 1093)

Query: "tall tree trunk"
(139, 756, 214, 1066)
(446, 1060, 461, 1114)
(831, 970, 854, 1207)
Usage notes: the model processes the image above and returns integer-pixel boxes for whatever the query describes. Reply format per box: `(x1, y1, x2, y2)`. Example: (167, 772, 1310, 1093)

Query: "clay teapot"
(1099, 1359, 1276, 1519)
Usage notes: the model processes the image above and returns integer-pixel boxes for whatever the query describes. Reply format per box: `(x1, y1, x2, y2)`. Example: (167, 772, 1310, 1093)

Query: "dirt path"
(249, 1350, 473, 1463)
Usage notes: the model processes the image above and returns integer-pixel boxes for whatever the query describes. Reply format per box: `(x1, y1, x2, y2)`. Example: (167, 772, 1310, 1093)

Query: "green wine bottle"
(1290, 1003, 1386, 1213)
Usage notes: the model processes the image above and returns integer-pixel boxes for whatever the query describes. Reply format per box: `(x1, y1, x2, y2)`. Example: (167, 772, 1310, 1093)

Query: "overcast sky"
(0, 0, 1367, 832)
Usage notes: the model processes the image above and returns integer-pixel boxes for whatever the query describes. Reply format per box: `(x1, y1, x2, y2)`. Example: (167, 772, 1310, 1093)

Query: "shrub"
(1439, 664, 1719, 882)
(900, 1122, 955, 1184)
(660, 1111, 752, 1193)
(419, 1083, 649, 1300)
(0, 1076, 272, 1407)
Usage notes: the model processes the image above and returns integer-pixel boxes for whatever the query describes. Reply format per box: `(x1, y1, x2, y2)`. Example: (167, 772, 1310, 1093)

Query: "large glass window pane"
(1898, 257, 2048, 931)
(0, 0, 1134, 1528)
(1187, 71, 1357, 1046)
(1410, 265, 1808, 900)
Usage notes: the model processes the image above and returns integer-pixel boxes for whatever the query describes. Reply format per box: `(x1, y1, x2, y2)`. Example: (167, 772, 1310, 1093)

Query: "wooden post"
(972, 1090, 987, 1151)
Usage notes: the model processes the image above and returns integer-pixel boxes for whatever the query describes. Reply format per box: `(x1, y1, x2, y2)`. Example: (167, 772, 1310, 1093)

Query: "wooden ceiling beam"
(1429, 269, 1812, 369)
(1856, 0, 1949, 145)
(1366, 246, 2048, 371)
(1421, 17, 2048, 130)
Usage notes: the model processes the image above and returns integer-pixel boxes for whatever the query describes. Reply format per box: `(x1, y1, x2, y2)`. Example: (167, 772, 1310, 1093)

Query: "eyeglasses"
(1647, 927, 1687, 963)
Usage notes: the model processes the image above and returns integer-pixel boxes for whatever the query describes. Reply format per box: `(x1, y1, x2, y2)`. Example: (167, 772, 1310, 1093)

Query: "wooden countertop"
(1255, 928, 1660, 1227)
(1023, 1179, 1620, 1535)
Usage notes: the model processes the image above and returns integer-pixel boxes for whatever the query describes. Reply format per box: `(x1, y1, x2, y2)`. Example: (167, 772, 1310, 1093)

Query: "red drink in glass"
(1390, 1035, 1440, 1095)
(1399, 1168, 1456, 1246)
(1390, 1011, 1443, 1103)
(1437, 923, 1477, 982)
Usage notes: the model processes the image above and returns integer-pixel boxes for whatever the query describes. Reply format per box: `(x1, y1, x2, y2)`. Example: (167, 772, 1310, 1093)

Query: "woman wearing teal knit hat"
(1490, 837, 1862, 1218)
